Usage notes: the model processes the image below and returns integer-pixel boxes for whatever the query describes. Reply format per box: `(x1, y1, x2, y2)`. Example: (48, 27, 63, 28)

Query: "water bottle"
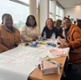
(52, 33, 56, 42)
(43, 31, 46, 39)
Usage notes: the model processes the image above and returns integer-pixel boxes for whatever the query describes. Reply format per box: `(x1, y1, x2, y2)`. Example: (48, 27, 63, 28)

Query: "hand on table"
(57, 36, 69, 48)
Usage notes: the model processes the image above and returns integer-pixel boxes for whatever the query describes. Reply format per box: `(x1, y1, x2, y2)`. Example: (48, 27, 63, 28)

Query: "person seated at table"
(42, 18, 58, 39)
(0, 13, 21, 53)
(57, 18, 81, 63)
(55, 19, 64, 38)
(20, 15, 40, 42)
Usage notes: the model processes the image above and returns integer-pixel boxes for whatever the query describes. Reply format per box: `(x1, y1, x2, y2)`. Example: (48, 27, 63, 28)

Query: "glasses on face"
(62, 22, 70, 25)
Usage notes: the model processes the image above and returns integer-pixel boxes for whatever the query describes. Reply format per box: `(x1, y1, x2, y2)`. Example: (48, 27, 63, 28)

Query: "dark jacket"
(42, 26, 58, 38)
(55, 27, 64, 38)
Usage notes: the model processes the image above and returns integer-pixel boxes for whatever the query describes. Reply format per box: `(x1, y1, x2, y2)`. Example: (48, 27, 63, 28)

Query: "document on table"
(0, 45, 48, 80)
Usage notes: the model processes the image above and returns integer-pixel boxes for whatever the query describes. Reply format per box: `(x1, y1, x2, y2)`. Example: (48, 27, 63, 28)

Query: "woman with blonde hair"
(42, 18, 57, 38)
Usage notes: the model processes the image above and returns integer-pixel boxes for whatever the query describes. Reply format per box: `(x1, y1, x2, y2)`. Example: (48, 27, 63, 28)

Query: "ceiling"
(56, 0, 81, 8)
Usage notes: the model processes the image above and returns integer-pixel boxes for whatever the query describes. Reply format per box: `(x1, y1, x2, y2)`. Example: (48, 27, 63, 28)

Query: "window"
(0, 0, 29, 29)
(18, 0, 29, 4)
(49, 0, 55, 20)
(49, 0, 64, 21)
(36, 0, 40, 27)
(56, 4, 64, 20)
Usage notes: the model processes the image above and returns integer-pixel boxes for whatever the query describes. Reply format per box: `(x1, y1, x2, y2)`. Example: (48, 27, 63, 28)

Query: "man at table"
(57, 18, 81, 63)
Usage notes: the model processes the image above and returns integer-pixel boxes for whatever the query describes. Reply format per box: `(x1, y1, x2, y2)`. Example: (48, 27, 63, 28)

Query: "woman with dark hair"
(0, 13, 21, 53)
(42, 18, 57, 38)
(26, 15, 37, 27)
(55, 19, 64, 38)
(20, 15, 40, 42)
(57, 18, 81, 63)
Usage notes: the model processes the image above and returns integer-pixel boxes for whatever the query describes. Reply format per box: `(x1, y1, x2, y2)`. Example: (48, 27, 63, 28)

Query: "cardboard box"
(40, 61, 59, 74)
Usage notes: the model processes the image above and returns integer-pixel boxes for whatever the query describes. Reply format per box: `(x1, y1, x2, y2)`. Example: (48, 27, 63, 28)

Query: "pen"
(40, 61, 43, 70)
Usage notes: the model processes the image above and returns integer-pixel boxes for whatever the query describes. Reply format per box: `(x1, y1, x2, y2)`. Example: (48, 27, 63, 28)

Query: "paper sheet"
(0, 41, 70, 80)
(0, 45, 48, 80)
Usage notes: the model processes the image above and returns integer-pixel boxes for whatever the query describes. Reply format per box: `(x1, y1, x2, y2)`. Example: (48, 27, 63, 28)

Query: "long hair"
(25, 15, 37, 27)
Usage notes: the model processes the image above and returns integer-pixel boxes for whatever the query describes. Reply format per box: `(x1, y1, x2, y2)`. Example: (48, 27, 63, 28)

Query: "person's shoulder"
(53, 26, 57, 29)
(0, 24, 5, 30)
(53, 26, 57, 31)
(20, 25, 27, 31)
(71, 24, 81, 31)
(36, 26, 39, 28)
(71, 24, 78, 28)
(0, 24, 4, 27)
(13, 26, 20, 33)
(44, 26, 47, 29)
(0, 25, 1, 31)
(21, 25, 27, 28)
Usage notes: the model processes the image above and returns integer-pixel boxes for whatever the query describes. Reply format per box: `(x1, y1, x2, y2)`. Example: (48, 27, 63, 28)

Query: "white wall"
(40, 0, 49, 33)
(65, 6, 81, 21)
(29, 0, 49, 33)
(29, 0, 36, 17)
